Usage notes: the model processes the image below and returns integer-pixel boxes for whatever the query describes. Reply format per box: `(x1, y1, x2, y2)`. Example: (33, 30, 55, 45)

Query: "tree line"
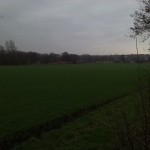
(0, 40, 150, 65)
(0, 40, 80, 65)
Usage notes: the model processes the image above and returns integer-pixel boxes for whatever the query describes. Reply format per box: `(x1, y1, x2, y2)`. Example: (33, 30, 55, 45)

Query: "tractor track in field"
(0, 92, 131, 150)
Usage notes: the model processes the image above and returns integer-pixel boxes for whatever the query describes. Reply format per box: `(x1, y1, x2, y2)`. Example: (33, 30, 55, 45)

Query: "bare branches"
(130, 0, 150, 41)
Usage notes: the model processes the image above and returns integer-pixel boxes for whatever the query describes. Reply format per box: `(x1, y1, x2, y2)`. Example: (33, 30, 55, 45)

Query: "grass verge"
(12, 93, 139, 150)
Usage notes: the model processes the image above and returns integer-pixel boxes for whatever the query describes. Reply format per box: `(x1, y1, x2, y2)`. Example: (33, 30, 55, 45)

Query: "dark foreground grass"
(0, 63, 148, 142)
(12, 91, 139, 150)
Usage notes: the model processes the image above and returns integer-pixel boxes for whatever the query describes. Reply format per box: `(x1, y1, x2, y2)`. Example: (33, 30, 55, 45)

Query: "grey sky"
(0, 0, 147, 54)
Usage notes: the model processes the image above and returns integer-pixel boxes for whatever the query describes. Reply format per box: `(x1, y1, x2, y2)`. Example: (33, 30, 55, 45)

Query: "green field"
(0, 63, 148, 149)
(13, 93, 138, 150)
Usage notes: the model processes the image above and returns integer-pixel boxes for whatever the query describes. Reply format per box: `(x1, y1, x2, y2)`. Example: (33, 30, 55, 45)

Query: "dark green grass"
(13, 91, 139, 150)
(0, 63, 148, 139)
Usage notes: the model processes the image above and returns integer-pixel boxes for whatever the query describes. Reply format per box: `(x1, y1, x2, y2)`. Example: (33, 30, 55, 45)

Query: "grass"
(12, 91, 139, 150)
(0, 63, 148, 143)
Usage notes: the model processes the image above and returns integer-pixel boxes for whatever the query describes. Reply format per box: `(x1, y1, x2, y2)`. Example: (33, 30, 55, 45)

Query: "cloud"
(0, 0, 144, 54)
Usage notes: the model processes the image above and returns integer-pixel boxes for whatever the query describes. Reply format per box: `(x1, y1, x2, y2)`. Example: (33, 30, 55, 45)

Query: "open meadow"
(0, 63, 149, 149)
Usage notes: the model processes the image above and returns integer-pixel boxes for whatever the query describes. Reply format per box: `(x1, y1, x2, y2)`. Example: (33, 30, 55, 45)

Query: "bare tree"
(5, 40, 18, 51)
(130, 0, 150, 42)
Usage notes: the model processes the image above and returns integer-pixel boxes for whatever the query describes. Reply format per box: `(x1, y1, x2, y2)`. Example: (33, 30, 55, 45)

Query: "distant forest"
(0, 40, 150, 65)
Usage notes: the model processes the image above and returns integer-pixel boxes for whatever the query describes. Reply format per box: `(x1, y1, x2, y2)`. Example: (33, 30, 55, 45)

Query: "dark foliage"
(0, 40, 150, 65)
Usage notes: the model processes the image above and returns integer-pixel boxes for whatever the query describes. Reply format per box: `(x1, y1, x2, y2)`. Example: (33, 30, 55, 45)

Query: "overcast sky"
(0, 0, 148, 55)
